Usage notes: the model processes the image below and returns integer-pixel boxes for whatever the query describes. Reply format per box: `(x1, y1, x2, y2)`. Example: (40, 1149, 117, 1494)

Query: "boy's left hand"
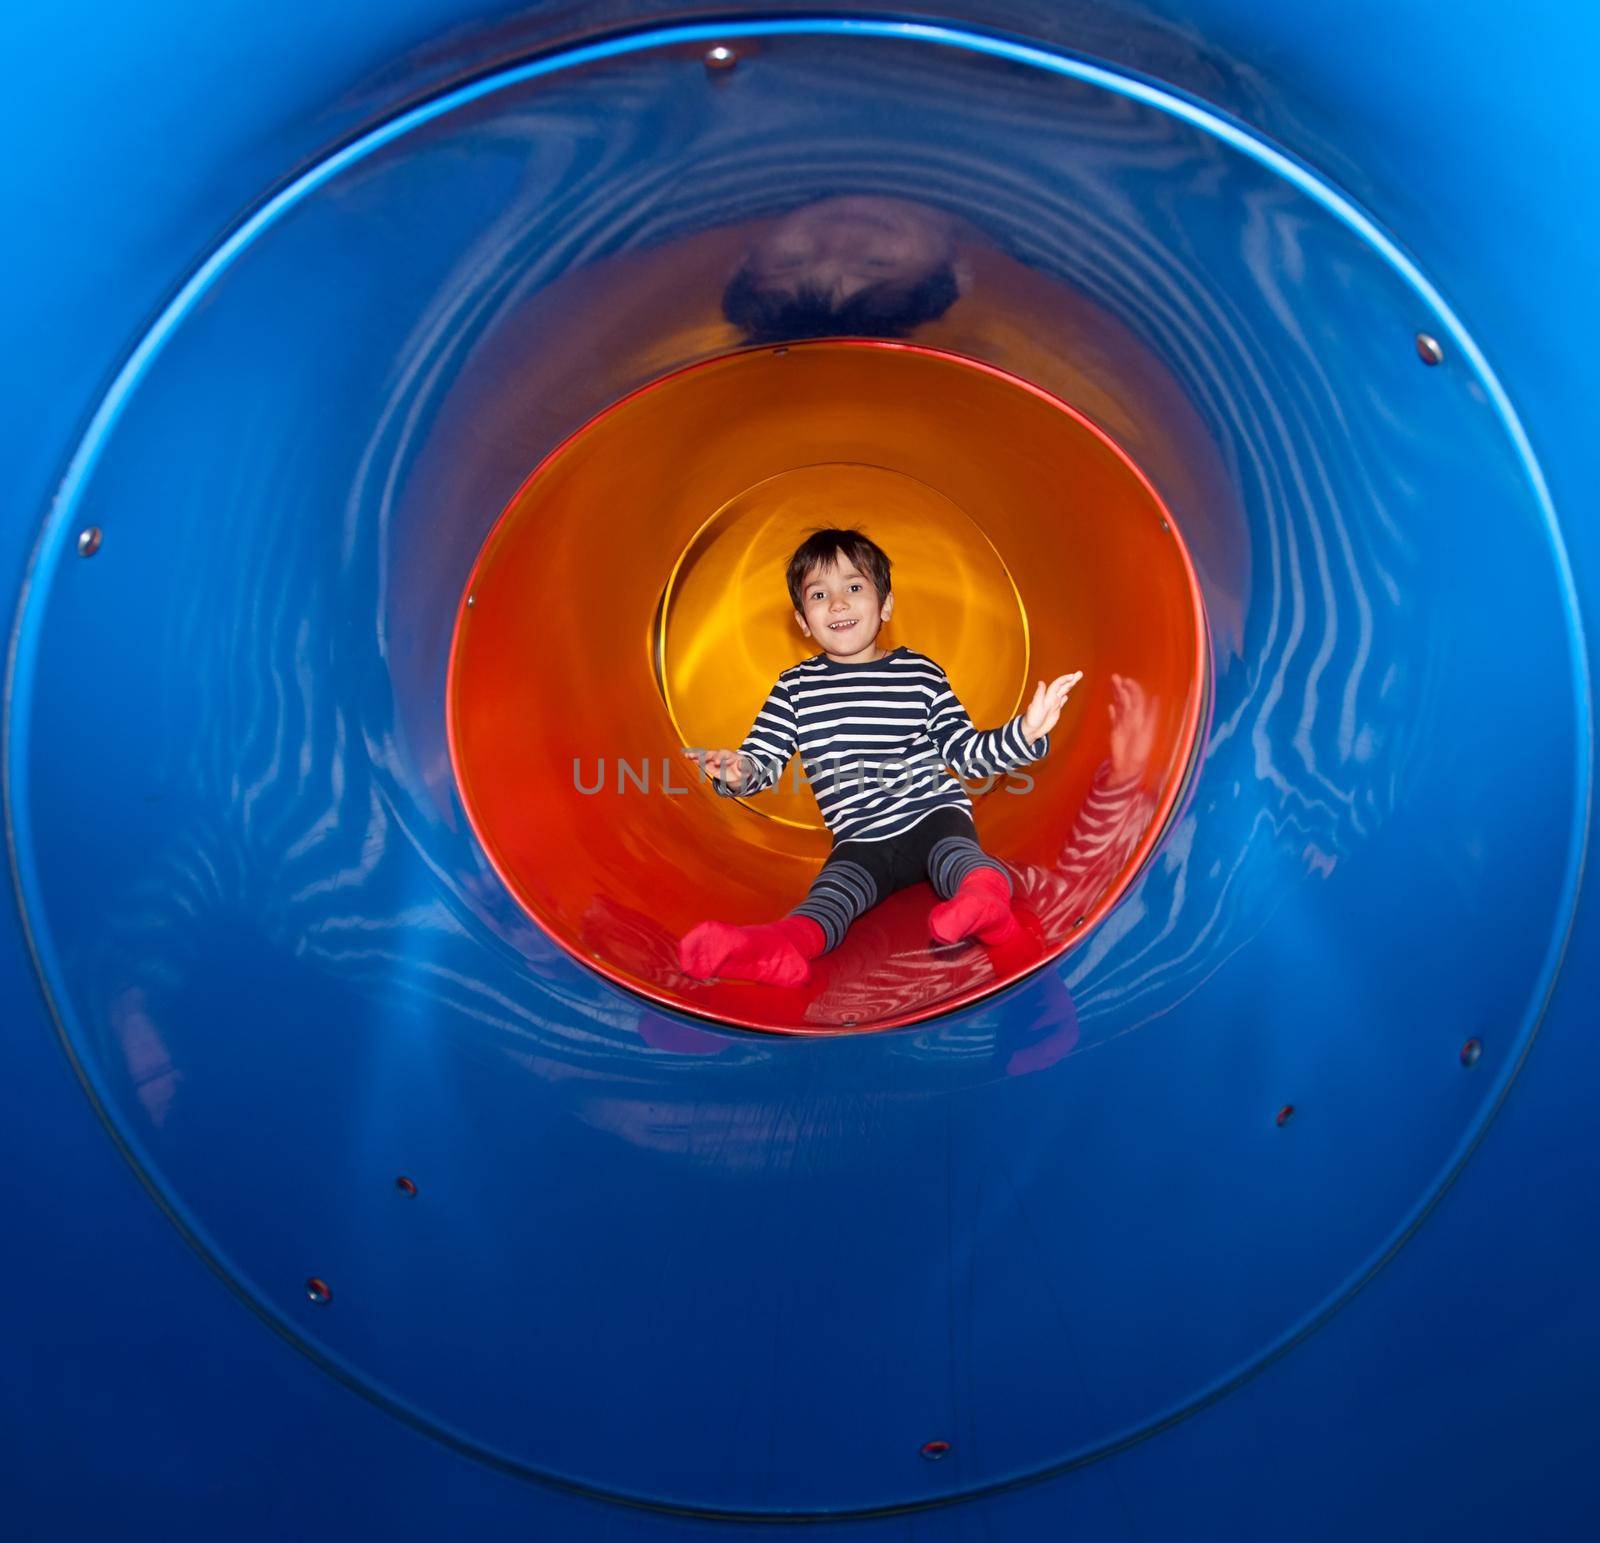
(1021, 671, 1083, 745)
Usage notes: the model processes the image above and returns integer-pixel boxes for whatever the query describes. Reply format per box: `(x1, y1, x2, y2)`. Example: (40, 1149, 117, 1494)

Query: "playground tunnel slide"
(3, 4, 1597, 1538)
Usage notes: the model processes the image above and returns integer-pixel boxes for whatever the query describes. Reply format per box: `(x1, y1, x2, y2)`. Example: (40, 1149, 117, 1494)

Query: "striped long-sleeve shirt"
(711, 646, 1050, 843)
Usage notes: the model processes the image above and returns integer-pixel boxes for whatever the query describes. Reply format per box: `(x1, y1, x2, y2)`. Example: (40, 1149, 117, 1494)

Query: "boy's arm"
(712, 677, 799, 798)
(926, 667, 1050, 778)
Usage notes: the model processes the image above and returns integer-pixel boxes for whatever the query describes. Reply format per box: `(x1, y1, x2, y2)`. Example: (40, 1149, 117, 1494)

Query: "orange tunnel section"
(447, 341, 1207, 1033)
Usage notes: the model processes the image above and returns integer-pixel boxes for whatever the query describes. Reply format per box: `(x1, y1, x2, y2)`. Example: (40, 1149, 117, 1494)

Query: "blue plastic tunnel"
(4, 4, 1597, 1538)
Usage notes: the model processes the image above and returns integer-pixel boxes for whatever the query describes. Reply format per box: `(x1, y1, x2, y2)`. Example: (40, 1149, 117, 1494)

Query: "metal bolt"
(921, 1440, 951, 1461)
(1415, 332, 1445, 366)
(305, 1276, 332, 1305)
(76, 526, 103, 558)
(395, 1176, 418, 1197)
(704, 44, 739, 72)
(1275, 1103, 1295, 1127)
(1460, 1037, 1483, 1067)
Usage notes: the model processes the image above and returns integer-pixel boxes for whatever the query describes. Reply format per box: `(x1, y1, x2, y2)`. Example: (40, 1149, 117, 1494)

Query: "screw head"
(305, 1276, 332, 1305)
(76, 526, 103, 558)
(1460, 1037, 1483, 1067)
(1415, 332, 1445, 366)
(704, 44, 739, 71)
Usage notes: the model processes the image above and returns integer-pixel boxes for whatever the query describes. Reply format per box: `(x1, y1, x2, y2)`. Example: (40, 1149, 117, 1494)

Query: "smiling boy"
(680, 527, 1081, 986)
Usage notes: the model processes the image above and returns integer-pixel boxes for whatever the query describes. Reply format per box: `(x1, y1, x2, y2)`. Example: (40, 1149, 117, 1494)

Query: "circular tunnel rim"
(2, 12, 1591, 1522)
(445, 335, 1213, 1034)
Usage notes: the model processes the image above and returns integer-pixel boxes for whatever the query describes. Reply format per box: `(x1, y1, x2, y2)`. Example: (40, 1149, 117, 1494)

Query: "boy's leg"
(920, 809, 1021, 945)
(790, 856, 880, 954)
(678, 847, 888, 986)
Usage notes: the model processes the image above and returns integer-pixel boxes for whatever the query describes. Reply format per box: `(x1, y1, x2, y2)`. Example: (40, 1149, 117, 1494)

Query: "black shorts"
(821, 805, 983, 899)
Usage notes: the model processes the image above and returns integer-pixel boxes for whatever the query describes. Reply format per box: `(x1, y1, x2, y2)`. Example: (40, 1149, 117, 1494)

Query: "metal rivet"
(843, 1016, 858, 1027)
(305, 1276, 332, 1305)
(704, 44, 739, 71)
(773, 346, 789, 357)
(395, 1176, 417, 1197)
(921, 1440, 951, 1461)
(1275, 1103, 1295, 1127)
(77, 526, 103, 558)
(1415, 332, 1445, 366)
(1072, 915, 1085, 928)
(1460, 1037, 1483, 1067)
(1160, 519, 1170, 531)
(466, 594, 475, 608)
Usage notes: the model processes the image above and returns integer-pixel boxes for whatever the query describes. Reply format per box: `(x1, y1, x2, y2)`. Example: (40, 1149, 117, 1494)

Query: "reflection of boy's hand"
(682, 747, 746, 789)
(1020, 671, 1084, 744)
(1108, 673, 1157, 783)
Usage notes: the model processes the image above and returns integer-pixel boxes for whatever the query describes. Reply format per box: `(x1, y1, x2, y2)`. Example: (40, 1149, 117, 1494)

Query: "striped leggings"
(791, 806, 1011, 953)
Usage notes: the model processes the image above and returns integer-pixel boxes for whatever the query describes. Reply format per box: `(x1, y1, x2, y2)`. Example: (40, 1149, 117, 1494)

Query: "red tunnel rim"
(445, 338, 1214, 1036)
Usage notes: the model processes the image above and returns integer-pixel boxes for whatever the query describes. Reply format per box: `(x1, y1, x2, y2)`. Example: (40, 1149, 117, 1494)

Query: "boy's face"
(795, 557, 894, 661)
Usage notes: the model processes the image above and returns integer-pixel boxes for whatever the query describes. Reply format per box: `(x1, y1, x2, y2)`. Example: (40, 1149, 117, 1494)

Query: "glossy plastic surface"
(2, 4, 1595, 1539)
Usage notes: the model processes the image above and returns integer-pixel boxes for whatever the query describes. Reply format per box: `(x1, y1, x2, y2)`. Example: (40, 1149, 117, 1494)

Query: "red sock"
(929, 867, 1020, 946)
(678, 914, 826, 986)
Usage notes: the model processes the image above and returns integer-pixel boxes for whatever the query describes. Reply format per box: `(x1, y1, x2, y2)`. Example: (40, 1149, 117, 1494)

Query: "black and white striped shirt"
(713, 646, 1050, 844)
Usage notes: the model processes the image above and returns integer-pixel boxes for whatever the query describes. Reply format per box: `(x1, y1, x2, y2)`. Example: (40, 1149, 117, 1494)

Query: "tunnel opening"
(447, 340, 1209, 1032)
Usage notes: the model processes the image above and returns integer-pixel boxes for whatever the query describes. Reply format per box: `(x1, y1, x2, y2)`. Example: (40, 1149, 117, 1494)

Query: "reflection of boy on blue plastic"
(723, 194, 972, 342)
(680, 527, 1081, 986)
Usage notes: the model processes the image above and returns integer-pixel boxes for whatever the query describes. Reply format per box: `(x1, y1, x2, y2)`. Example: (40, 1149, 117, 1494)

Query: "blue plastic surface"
(3, 4, 1597, 1538)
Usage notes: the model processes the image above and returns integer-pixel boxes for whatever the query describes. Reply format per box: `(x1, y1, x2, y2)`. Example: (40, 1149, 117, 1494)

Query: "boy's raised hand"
(681, 747, 746, 789)
(1020, 671, 1084, 745)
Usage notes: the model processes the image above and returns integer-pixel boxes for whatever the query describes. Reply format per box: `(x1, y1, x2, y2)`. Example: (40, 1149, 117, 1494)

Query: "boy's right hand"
(682, 748, 746, 790)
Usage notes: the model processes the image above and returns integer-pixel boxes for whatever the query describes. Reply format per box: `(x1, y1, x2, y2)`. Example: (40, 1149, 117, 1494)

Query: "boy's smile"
(796, 558, 894, 664)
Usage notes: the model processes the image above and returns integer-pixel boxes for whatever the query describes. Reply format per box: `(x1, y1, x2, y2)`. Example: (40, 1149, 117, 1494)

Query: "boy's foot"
(679, 915, 826, 987)
(929, 867, 1021, 947)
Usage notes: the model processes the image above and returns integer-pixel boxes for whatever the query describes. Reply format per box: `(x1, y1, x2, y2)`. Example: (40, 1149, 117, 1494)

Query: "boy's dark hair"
(722, 266, 961, 343)
(786, 528, 893, 611)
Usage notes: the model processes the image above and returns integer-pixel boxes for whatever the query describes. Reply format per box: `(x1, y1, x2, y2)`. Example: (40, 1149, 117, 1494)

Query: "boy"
(680, 528, 1081, 987)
